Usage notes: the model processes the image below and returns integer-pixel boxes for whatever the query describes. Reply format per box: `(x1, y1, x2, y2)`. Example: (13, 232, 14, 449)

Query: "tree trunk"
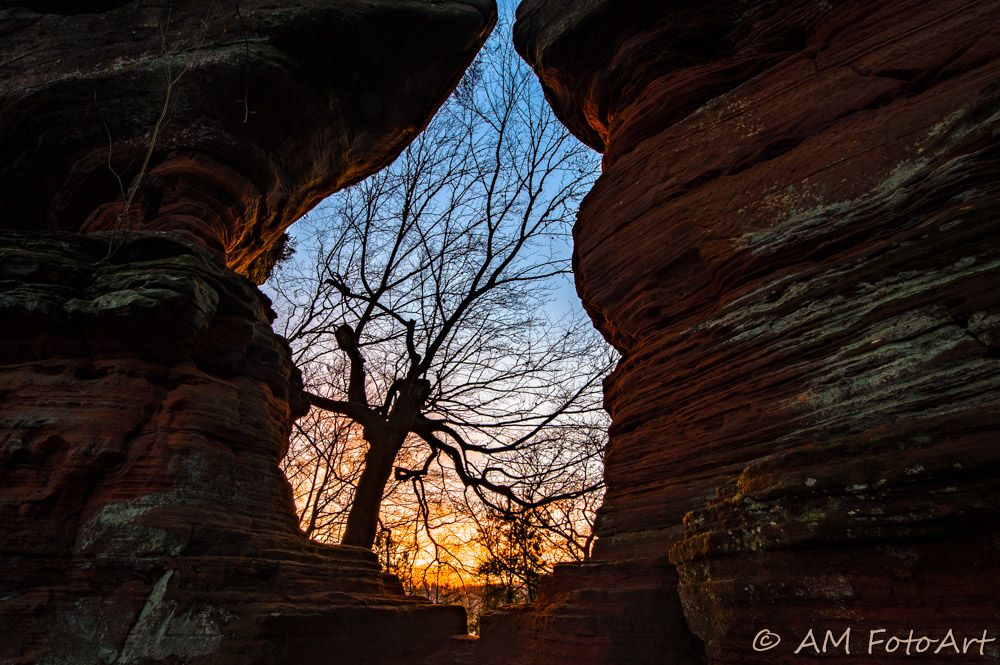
(341, 428, 402, 549)
(341, 382, 426, 549)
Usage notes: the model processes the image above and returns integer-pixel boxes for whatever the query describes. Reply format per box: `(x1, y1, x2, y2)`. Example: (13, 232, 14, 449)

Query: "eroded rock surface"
(0, 232, 466, 664)
(0, 0, 494, 662)
(0, 0, 495, 280)
(453, 1, 1000, 663)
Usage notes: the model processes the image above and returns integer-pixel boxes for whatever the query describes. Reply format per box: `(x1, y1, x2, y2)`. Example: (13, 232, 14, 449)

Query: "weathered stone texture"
(0, 232, 466, 664)
(0, 0, 495, 662)
(0, 0, 496, 281)
(451, 557, 701, 664)
(455, 1, 1000, 663)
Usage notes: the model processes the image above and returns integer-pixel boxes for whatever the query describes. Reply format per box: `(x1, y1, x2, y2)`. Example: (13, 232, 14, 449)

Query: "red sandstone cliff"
(0, 1, 495, 663)
(0, 0, 495, 281)
(439, 1, 1000, 663)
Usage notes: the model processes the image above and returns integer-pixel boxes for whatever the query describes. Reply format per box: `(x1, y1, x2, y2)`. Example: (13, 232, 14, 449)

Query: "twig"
(232, 0, 250, 123)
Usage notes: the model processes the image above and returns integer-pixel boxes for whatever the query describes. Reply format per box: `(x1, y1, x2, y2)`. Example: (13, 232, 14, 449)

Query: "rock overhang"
(0, 0, 497, 280)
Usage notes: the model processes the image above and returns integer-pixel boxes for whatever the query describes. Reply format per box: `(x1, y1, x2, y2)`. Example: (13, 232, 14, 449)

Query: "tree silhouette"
(475, 510, 547, 605)
(270, 18, 609, 551)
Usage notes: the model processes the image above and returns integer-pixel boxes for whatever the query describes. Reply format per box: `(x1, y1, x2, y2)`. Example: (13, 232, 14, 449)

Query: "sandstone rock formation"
(0, 231, 466, 664)
(0, 0, 495, 281)
(451, 1, 1000, 663)
(0, 1, 495, 663)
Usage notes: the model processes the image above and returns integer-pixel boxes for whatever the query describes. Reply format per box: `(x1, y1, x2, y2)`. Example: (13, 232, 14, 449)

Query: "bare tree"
(279, 397, 361, 541)
(269, 17, 610, 551)
(476, 510, 547, 605)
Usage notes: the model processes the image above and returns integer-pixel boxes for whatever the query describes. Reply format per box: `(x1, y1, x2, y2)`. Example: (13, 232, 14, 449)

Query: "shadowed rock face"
(0, 0, 495, 280)
(441, 1, 1000, 663)
(0, 231, 467, 664)
(0, 0, 495, 662)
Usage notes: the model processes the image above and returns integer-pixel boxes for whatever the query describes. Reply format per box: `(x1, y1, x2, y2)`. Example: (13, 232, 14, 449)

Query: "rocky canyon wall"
(0, 1, 494, 663)
(450, 1, 1000, 663)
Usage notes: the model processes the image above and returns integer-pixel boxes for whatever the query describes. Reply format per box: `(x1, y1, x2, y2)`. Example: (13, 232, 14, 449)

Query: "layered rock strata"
(0, 0, 495, 281)
(458, 1, 1000, 663)
(0, 231, 465, 664)
(0, 0, 495, 662)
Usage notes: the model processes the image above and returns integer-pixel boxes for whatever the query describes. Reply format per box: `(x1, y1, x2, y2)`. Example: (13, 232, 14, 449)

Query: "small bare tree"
(269, 18, 610, 551)
(279, 402, 361, 540)
(476, 510, 547, 605)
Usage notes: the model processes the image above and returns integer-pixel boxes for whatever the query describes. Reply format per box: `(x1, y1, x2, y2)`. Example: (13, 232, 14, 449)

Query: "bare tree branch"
(269, 13, 611, 560)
